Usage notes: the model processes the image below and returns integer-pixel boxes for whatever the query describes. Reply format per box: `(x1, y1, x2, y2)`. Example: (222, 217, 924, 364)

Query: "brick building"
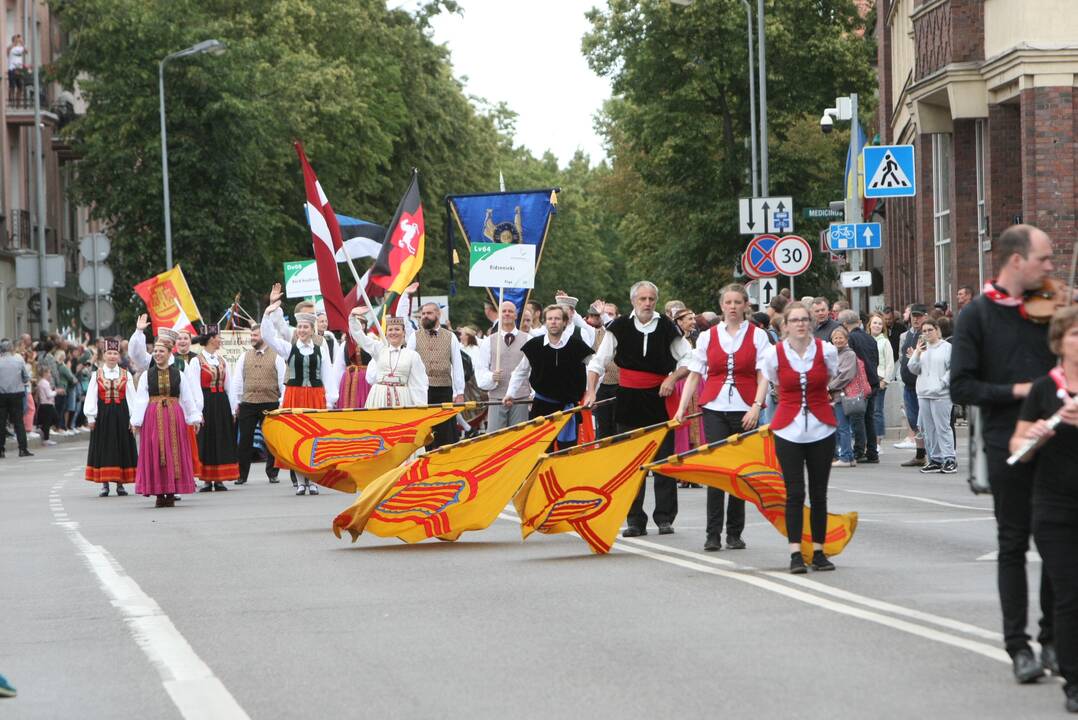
(876, 0, 1078, 309)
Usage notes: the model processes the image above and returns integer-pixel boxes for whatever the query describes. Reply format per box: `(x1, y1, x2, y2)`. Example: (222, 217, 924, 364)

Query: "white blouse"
(82, 365, 131, 423)
(688, 321, 770, 412)
(760, 339, 839, 443)
(127, 365, 203, 428)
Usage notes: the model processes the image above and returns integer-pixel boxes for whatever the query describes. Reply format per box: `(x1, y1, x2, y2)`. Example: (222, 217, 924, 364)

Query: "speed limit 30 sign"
(772, 235, 812, 276)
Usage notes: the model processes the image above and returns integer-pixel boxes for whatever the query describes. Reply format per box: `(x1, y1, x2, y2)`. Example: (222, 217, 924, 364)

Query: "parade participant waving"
(129, 338, 203, 508)
(349, 314, 428, 408)
(1010, 304, 1078, 712)
(173, 329, 197, 372)
(674, 283, 769, 552)
(127, 315, 182, 374)
(261, 283, 338, 495)
(760, 302, 839, 573)
(82, 338, 138, 497)
(584, 280, 691, 537)
(189, 324, 240, 492)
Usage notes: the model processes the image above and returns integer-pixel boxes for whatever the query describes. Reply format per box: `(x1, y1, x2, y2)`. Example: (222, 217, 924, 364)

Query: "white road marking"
(833, 487, 989, 511)
(49, 480, 251, 720)
(977, 550, 1042, 563)
(496, 511, 1008, 664)
(902, 516, 996, 524)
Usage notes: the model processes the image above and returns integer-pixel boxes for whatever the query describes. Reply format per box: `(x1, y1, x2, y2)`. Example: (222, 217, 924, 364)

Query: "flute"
(1006, 412, 1064, 465)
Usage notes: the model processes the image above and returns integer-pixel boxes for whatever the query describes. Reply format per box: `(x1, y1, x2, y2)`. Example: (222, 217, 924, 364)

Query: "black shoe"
(213, 482, 228, 491)
(235, 478, 247, 485)
(790, 552, 807, 574)
(811, 550, 836, 571)
(116, 485, 128, 496)
(18, 449, 32, 457)
(1066, 685, 1078, 713)
(621, 526, 647, 538)
(861, 456, 880, 464)
(268, 476, 280, 484)
(725, 536, 747, 550)
(0, 448, 5, 458)
(1012, 648, 1045, 684)
(198, 483, 214, 492)
(99, 485, 110, 497)
(155, 495, 168, 508)
(1042, 644, 1060, 675)
(855, 455, 868, 463)
(704, 534, 721, 552)
(919, 461, 943, 474)
(657, 524, 675, 535)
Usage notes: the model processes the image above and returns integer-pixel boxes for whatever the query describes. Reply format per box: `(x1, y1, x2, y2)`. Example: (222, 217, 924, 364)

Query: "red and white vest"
(698, 324, 762, 407)
(771, 339, 836, 431)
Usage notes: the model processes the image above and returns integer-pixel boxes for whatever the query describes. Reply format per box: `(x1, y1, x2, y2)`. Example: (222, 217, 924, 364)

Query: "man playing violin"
(951, 224, 1058, 684)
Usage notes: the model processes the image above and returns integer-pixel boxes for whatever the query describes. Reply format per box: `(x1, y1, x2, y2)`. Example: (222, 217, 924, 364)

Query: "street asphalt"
(1, 432, 1070, 719)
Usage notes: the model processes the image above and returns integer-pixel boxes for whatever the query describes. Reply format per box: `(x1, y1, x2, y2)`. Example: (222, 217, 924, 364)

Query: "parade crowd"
(0, 223, 1076, 712)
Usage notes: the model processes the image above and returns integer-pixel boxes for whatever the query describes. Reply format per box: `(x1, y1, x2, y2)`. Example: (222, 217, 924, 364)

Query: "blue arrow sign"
(828, 222, 882, 251)
(863, 145, 916, 198)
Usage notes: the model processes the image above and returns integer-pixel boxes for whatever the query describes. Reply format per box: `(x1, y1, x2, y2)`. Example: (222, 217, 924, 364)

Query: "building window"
(974, 120, 987, 288)
(932, 133, 952, 303)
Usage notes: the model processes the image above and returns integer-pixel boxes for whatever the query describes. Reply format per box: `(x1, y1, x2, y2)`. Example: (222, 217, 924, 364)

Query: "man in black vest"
(584, 280, 691, 536)
(505, 304, 593, 421)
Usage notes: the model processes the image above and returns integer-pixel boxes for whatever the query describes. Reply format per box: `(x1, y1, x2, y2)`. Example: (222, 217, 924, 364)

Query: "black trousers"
(1034, 509, 1078, 690)
(774, 434, 836, 545)
(0, 392, 28, 452)
(594, 384, 619, 439)
(986, 446, 1054, 654)
(703, 409, 746, 538)
(857, 393, 879, 461)
(236, 401, 279, 481)
(625, 423, 677, 529)
(427, 386, 459, 448)
(37, 404, 57, 441)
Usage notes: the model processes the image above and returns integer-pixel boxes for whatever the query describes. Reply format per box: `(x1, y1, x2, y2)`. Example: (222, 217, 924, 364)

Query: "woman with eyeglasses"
(760, 302, 839, 573)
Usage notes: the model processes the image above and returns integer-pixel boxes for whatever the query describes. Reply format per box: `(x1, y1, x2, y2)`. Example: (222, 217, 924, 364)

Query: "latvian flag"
(295, 142, 349, 333)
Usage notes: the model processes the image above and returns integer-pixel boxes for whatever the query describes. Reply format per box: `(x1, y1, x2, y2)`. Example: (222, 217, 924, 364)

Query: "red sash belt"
(618, 368, 679, 418)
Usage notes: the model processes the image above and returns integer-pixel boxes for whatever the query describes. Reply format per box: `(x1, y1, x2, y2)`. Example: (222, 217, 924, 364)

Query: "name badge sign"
(469, 242, 536, 289)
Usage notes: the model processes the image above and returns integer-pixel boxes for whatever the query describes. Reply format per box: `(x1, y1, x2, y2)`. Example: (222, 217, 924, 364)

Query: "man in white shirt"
(476, 301, 530, 431)
(409, 302, 465, 447)
(229, 325, 286, 484)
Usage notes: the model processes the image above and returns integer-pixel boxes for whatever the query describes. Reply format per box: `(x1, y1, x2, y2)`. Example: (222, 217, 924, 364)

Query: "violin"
(1024, 277, 1073, 323)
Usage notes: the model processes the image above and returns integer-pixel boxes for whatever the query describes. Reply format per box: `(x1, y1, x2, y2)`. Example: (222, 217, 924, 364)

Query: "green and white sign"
(468, 242, 536, 289)
(283, 260, 322, 300)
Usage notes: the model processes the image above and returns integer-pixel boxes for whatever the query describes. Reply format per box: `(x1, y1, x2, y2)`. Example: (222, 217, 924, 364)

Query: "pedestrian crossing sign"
(862, 145, 916, 198)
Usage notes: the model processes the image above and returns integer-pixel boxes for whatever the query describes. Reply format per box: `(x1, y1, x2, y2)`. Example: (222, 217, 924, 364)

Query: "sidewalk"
(3, 426, 90, 452)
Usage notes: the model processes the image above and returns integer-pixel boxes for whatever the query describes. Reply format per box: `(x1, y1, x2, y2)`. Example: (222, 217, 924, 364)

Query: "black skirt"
(196, 391, 239, 481)
(85, 401, 139, 484)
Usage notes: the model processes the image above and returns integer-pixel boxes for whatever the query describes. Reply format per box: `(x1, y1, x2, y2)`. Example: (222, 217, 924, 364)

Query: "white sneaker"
(78, 426, 90, 433)
(295, 485, 306, 496)
(876, 444, 883, 455)
(27, 431, 40, 439)
(307, 484, 319, 495)
(832, 459, 855, 467)
(893, 439, 915, 449)
(44, 439, 58, 446)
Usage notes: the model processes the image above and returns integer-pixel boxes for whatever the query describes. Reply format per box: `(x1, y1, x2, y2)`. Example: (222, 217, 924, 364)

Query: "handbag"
(840, 357, 871, 415)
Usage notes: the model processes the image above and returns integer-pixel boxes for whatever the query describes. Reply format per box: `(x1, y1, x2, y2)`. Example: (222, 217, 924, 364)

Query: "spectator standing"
(840, 310, 880, 464)
(883, 306, 907, 363)
(827, 326, 859, 467)
(868, 312, 895, 453)
(812, 297, 841, 341)
(35, 368, 58, 445)
(908, 320, 956, 473)
(6, 34, 24, 103)
(0, 339, 31, 458)
(898, 304, 929, 466)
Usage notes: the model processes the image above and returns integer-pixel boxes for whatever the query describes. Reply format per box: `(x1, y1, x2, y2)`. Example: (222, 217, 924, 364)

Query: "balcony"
(1, 209, 55, 255)
(6, 78, 60, 126)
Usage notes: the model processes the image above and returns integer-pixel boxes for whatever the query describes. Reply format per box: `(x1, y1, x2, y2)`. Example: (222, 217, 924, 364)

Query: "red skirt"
(283, 385, 327, 410)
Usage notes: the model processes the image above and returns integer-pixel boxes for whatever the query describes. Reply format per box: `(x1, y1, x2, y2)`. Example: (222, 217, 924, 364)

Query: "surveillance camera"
(820, 114, 834, 134)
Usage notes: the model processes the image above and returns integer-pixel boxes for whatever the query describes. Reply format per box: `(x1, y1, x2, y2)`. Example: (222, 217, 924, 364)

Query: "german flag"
(370, 170, 424, 297)
(332, 411, 572, 544)
(645, 427, 858, 560)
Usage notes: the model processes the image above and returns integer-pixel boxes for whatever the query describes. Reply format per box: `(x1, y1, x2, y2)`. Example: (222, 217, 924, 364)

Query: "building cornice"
(908, 0, 948, 23)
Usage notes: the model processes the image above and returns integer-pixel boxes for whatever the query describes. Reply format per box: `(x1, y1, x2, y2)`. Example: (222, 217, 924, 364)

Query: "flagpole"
(495, 287, 504, 372)
(338, 233, 382, 335)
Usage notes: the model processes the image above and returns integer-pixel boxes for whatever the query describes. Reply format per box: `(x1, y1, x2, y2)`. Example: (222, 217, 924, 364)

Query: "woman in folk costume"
(83, 338, 139, 497)
(348, 314, 428, 408)
(337, 306, 374, 409)
(129, 338, 203, 508)
(189, 323, 240, 492)
(674, 284, 770, 553)
(261, 284, 338, 495)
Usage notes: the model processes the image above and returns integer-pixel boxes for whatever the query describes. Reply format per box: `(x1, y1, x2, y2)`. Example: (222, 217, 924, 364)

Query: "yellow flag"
(133, 265, 202, 335)
(514, 422, 673, 554)
(332, 412, 571, 543)
(262, 405, 469, 493)
(646, 427, 858, 560)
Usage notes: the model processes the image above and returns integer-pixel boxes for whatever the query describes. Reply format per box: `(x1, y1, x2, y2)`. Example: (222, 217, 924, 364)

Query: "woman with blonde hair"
(868, 311, 895, 454)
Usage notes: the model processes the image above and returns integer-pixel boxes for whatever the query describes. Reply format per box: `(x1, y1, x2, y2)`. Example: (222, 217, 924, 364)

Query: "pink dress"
(673, 377, 705, 454)
(129, 364, 202, 495)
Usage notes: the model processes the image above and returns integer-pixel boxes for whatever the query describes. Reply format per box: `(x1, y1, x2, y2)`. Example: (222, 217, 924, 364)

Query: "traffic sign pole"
(846, 93, 864, 314)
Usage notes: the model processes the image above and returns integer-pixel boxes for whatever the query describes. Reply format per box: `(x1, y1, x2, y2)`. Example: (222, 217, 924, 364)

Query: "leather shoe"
(198, 483, 214, 492)
(704, 534, 721, 552)
(116, 485, 128, 496)
(657, 524, 675, 535)
(725, 536, 747, 550)
(1065, 685, 1078, 713)
(621, 526, 647, 538)
(213, 482, 228, 491)
(99, 486, 110, 497)
(860, 457, 880, 464)
(18, 449, 32, 457)
(0, 448, 5, 458)
(235, 478, 247, 485)
(900, 456, 926, 467)
(268, 476, 280, 483)
(790, 552, 807, 574)
(1041, 644, 1060, 675)
(1012, 648, 1045, 684)
(811, 550, 836, 571)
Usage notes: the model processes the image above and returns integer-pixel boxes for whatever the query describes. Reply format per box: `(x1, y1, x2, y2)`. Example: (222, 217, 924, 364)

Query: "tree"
(583, 0, 875, 309)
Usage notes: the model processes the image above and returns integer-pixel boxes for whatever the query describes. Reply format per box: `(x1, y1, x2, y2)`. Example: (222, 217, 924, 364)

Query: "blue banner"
(446, 189, 557, 314)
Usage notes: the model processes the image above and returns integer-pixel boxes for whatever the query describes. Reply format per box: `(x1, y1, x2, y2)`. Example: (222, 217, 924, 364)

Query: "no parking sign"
(743, 234, 780, 278)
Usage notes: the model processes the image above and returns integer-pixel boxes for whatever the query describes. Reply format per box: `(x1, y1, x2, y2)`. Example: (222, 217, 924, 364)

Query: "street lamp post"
(741, 0, 758, 197)
(158, 39, 227, 270)
(757, 0, 768, 195)
(821, 93, 864, 312)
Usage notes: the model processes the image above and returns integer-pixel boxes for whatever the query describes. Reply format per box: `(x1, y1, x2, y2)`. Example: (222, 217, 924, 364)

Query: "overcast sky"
(428, 0, 612, 167)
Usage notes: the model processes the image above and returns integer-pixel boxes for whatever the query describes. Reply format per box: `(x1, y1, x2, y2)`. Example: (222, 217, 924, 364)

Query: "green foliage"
(583, 0, 876, 309)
